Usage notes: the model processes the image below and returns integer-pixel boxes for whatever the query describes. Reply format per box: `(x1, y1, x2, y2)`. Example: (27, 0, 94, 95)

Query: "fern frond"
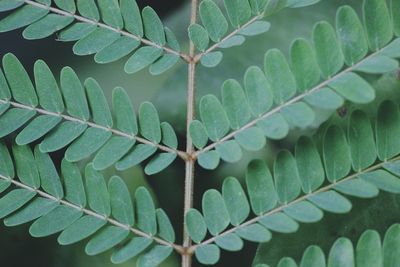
(185, 102, 400, 265)
(191, 0, 400, 170)
(254, 223, 400, 267)
(0, 141, 180, 265)
(0, 0, 185, 74)
(189, 0, 321, 67)
(0, 54, 184, 174)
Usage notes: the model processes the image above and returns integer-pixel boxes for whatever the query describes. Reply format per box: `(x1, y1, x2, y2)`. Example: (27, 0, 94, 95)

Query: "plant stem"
(182, 0, 199, 266)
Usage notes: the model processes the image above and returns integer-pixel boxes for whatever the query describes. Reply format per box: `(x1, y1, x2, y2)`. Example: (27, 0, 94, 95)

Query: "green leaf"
(290, 38, 320, 91)
(4, 197, 57, 226)
(308, 190, 352, 213)
(281, 102, 315, 128)
(300, 246, 326, 267)
(198, 151, 220, 170)
(334, 179, 379, 198)
(112, 87, 138, 135)
(149, 54, 179, 75)
(0, 0, 24, 12)
(347, 110, 376, 171)
(144, 153, 177, 175)
(222, 177, 250, 226)
(0, 5, 48, 32)
(58, 23, 96, 41)
(0, 189, 35, 219)
(313, 21, 344, 78)
(239, 21, 271, 36)
(73, 28, 120, 56)
(202, 189, 230, 235)
(54, 0, 75, 12)
(323, 125, 351, 182)
(85, 78, 113, 127)
(286, 0, 320, 8)
(116, 144, 157, 171)
(93, 136, 135, 170)
(111, 237, 152, 264)
(218, 35, 245, 48)
(354, 55, 399, 74)
(249, 0, 268, 14)
(0, 68, 11, 100)
(200, 51, 223, 67)
(363, 0, 393, 50)
(329, 72, 375, 104)
(264, 49, 297, 104)
(274, 150, 301, 203)
(135, 187, 157, 235)
(356, 230, 382, 267)
(216, 140, 242, 163)
(199, 0, 228, 42)
(0, 142, 14, 178)
(85, 164, 110, 216)
(336, 6, 368, 65)
(381, 38, 400, 58)
(97, 0, 123, 29)
(0, 180, 10, 193)
(156, 209, 175, 243)
(12, 144, 40, 188)
(222, 79, 251, 129)
(60, 67, 89, 120)
(0, 108, 36, 138)
(259, 213, 299, 233)
(383, 224, 400, 266)
(295, 136, 325, 193)
(235, 127, 266, 151)
(142, 6, 166, 45)
(277, 258, 297, 267)
(283, 201, 323, 223)
(95, 36, 140, 64)
(109, 176, 134, 226)
(77, 0, 99, 21)
(61, 160, 86, 207)
(120, 0, 143, 36)
(39, 121, 87, 153)
(139, 102, 161, 143)
(3, 53, 37, 106)
(65, 128, 111, 162)
(195, 244, 220, 265)
(137, 245, 173, 267)
(223, 0, 251, 28)
(58, 215, 106, 245)
(304, 88, 344, 110)
(200, 95, 230, 142)
(29, 206, 82, 237)
(215, 233, 243, 251)
(15, 115, 61, 145)
(257, 114, 289, 140)
(235, 224, 272, 242)
(245, 160, 277, 215)
(375, 101, 400, 160)
(188, 24, 209, 52)
(190, 120, 208, 149)
(244, 66, 273, 116)
(384, 160, 400, 176)
(328, 238, 354, 267)
(359, 170, 400, 193)
(125, 46, 163, 74)
(33, 60, 64, 113)
(392, 0, 400, 37)
(85, 226, 129, 255)
(35, 146, 63, 199)
(22, 14, 73, 39)
(186, 208, 207, 244)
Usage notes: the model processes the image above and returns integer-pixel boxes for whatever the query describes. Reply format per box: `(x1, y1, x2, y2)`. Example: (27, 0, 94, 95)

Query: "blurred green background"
(1, 0, 400, 267)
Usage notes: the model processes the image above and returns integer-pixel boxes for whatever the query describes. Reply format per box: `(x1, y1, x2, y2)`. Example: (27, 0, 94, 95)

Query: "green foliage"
(0, 0, 400, 266)
(185, 104, 400, 264)
(192, 0, 400, 170)
(0, 0, 181, 75)
(0, 53, 179, 175)
(0, 142, 175, 265)
(256, 224, 400, 267)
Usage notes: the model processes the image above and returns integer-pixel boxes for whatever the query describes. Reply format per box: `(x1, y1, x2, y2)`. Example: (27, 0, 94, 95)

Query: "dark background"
(1, 1, 400, 267)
